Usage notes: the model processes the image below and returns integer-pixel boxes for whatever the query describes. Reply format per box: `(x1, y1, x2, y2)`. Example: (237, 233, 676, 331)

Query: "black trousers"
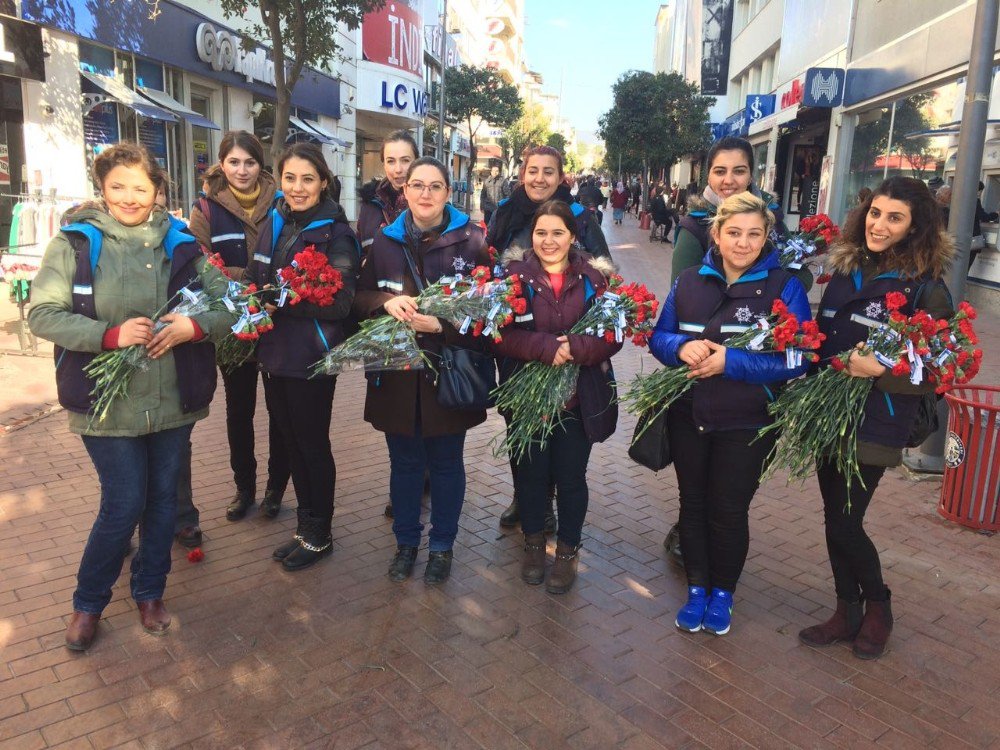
(515, 411, 591, 547)
(262, 374, 336, 526)
(816, 460, 888, 602)
(667, 402, 776, 592)
(222, 362, 290, 494)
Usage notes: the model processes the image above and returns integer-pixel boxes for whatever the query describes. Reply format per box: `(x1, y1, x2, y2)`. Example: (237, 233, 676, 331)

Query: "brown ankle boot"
(799, 598, 863, 646)
(853, 588, 893, 660)
(521, 532, 546, 585)
(65, 611, 100, 651)
(546, 541, 579, 594)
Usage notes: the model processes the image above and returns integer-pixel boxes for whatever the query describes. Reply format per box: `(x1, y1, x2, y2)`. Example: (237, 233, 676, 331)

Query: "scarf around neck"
(488, 182, 573, 251)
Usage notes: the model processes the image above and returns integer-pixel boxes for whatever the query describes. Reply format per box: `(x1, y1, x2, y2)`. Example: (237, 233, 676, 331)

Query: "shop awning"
(137, 86, 220, 130)
(288, 116, 349, 147)
(80, 71, 178, 122)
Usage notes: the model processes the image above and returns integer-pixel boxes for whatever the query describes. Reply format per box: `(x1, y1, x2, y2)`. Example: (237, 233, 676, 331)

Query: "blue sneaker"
(703, 588, 734, 635)
(675, 586, 709, 632)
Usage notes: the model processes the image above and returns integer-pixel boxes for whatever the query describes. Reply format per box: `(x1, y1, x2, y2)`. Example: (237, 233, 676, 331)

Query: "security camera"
(41, 103, 54, 116)
(248, 102, 264, 118)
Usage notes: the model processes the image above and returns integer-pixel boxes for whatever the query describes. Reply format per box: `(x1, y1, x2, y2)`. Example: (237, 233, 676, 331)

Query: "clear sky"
(522, 1, 660, 143)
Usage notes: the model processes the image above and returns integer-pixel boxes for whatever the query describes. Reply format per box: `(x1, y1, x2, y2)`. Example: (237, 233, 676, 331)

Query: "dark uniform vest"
(672, 263, 793, 431)
(817, 269, 940, 449)
(55, 218, 218, 415)
(196, 196, 248, 267)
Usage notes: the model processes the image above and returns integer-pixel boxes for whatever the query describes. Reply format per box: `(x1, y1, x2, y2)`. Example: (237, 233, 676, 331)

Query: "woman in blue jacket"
(649, 193, 811, 636)
(249, 143, 360, 571)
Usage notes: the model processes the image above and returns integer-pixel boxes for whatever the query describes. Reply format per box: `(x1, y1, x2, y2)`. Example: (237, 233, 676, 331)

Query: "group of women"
(29, 131, 955, 663)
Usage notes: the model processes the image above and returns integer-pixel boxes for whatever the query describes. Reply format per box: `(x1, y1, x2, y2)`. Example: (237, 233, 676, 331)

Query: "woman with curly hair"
(798, 176, 954, 659)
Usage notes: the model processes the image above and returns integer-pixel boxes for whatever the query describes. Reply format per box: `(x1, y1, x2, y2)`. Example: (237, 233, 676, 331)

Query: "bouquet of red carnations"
(776, 213, 840, 273)
(491, 274, 658, 461)
(623, 299, 825, 441)
(309, 267, 522, 376)
(759, 294, 983, 494)
(277, 245, 344, 306)
(85, 285, 223, 425)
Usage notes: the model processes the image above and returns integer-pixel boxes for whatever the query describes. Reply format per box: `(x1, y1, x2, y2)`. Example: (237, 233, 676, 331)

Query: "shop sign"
(745, 94, 776, 126)
(714, 108, 747, 140)
(362, 1, 423, 77)
(195, 23, 276, 87)
(450, 130, 471, 158)
(780, 78, 805, 110)
(357, 65, 427, 121)
(0, 143, 10, 186)
(424, 25, 460, 67)
(803, 67, 844, 108)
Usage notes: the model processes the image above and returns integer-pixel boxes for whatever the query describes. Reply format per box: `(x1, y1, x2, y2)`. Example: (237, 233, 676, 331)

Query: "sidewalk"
(0, 214, 998, 749)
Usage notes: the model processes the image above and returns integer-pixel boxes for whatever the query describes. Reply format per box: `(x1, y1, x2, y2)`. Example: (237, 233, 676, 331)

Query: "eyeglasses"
(406, 181, 447, 195)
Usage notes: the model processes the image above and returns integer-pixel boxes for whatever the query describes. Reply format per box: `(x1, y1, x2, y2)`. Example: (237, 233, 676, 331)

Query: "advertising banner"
(700, 0, 733, 96)
(362, 1, 423, 78)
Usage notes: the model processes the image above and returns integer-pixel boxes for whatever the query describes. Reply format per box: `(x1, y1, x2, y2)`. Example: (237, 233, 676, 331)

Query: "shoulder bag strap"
(399, 242, 426, 293)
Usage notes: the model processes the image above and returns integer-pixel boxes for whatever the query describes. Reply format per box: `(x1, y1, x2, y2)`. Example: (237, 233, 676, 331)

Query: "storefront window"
(843, 82, 959, 218)
(135, 58, 164, 90)
(79, 42, 114, 76)
(752, 142, 767, 192)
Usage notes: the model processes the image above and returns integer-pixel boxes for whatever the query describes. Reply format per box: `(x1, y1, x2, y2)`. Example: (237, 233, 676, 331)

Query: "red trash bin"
(639, 212, 652, 230)
(940, 385, 1000, 531)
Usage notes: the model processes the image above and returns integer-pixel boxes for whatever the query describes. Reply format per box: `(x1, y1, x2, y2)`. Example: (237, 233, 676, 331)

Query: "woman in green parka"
(29, 143, 236, 652)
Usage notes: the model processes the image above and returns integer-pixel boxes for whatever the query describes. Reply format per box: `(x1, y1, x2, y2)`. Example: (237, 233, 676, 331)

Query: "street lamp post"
(903, 0, 1000, 473)
(436, 0, 448, 164)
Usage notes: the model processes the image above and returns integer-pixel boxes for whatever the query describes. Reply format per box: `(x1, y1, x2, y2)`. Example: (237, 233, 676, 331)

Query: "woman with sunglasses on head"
(486, 145, 612, 532)
(650, 193, 811, 637)
(180, 131, 290, 539)
(798, 177, 953, 660)
(355, 157, 490, 585)
(248, 143, 360, 571)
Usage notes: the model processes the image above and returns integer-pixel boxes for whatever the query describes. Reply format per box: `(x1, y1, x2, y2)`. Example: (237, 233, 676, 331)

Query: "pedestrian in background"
(185, 130, 288, 536)
(610, 181, 628, 224)
(29, 143, 236, 651)
(799, 177, 954, 659)
(493, 200, 621, 593)
(480, 164, 506, 225)
(649, 193, 811, 636)
(249, 143, 360, 571)
(354, 157, 490, 584)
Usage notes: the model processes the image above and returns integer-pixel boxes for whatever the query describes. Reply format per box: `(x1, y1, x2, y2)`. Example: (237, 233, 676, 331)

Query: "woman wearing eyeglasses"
(354, 157, 490, 584)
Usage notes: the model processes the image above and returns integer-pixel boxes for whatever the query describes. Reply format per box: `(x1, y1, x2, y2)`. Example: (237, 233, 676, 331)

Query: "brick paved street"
(1, 214, 999, 749)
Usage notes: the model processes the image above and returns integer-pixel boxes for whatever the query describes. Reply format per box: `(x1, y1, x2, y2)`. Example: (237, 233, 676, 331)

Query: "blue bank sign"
(803, 67, 844, 108)
(745, 94, 776, 125)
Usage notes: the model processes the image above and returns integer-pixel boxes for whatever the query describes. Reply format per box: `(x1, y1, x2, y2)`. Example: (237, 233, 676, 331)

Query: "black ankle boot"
(388, 546, 418, 581)
(282, 515, 332, 571)
(423, 550, 453, 584)
(272, 509, 307, 561)
(226, 489, 255, 521)
(499, 497, 519, 527)
(260, 487, 284, 519)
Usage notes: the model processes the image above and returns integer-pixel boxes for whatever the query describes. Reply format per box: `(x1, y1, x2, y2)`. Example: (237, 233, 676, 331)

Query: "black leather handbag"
(400, 242, 495, 411)
(436, 345, 497, 410)
(628, 408, 672, 471)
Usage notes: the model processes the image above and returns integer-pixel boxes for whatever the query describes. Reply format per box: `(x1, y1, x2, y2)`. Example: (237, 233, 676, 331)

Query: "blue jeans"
(385, 431, 466, 551)
(76, 424, 193, 614)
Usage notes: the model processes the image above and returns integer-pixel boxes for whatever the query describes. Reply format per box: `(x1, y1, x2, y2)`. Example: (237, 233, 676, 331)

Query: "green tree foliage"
(546, 132, 567, 153)
(599, 71, 712, 207)
(217, 0, 386, 160)
(445, 65, 523, 188)
(498, 102, 550, 173)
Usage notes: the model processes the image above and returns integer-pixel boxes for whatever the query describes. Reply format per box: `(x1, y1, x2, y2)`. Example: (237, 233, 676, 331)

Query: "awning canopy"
(288, 116, 348, 147)
(80, 70, 177, 122)
(137, 86, 220, 130)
